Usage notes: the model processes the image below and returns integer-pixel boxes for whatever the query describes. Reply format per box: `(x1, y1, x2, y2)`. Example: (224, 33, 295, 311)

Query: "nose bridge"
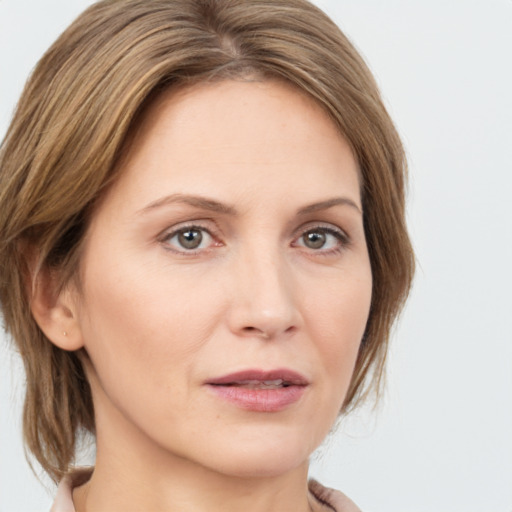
(229, 237, 299, 338)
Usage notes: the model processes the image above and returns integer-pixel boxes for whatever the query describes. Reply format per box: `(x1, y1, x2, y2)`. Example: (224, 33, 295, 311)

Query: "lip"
(205, 368, 309, 412)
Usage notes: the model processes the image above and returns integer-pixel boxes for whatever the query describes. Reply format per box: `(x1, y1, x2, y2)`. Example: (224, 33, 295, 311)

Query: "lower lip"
(206, 384, 306, 412)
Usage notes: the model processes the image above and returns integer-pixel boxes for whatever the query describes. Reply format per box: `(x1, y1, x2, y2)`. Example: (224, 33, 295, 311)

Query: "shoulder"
(309, 479, 362, 512)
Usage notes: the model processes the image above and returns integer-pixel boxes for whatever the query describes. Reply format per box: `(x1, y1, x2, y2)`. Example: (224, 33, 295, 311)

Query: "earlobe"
(29, 266, 84, 351)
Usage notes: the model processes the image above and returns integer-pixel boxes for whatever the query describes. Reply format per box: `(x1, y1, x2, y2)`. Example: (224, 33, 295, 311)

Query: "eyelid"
(295, 221, 349, 239)
(292, 222, 351, 251)
(158, 220, 222, 254)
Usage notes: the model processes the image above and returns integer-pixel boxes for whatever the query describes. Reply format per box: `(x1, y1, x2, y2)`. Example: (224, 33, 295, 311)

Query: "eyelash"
(293, 225, 350, 255)
(158, 222, 350, 256)
(159, 223, 220, 255)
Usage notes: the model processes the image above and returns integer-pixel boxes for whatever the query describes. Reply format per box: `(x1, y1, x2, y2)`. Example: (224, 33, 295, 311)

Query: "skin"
(37, 80, 372, 511)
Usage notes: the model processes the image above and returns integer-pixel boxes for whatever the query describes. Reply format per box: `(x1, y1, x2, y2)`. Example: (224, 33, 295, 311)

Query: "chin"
(213, 451, 309, 479)
(193, 426, 321, 479)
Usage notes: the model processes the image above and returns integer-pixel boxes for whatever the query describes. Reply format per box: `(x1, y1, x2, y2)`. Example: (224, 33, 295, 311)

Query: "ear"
(29, 265, 84, 351)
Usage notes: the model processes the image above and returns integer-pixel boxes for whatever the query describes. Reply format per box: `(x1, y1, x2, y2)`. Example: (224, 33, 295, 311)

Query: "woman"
(0, 0, 414, 510)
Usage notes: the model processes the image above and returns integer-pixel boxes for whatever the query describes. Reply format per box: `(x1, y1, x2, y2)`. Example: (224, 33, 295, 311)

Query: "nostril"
(243, 327, 270, 339)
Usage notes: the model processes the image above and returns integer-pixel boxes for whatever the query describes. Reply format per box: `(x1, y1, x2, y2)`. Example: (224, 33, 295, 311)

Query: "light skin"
(33, 80, 372, 511)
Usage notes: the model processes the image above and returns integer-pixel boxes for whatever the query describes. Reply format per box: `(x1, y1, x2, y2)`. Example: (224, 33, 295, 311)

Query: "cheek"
(308, 269, 371, 338)
(75, 254, 224, 399)
(303, 269, 372, 390)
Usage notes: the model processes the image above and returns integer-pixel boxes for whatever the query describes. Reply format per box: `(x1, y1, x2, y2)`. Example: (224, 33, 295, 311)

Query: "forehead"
(129, 78, 348, 156)
(97, 79, 361, 217)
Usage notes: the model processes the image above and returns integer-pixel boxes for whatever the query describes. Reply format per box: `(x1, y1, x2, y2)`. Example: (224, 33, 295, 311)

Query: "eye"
(161, 225, 217, 253)
(294, 226, 348, 252)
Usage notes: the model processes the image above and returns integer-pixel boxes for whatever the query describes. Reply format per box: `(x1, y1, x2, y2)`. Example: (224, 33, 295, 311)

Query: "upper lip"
(206, 369, 309, 386)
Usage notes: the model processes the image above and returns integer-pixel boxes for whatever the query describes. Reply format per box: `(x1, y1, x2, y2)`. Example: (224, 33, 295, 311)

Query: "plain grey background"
(1, 1, 511, 511)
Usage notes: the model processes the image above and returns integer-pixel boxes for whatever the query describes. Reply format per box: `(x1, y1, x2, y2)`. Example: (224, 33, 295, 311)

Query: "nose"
(226, 247, 301, 341)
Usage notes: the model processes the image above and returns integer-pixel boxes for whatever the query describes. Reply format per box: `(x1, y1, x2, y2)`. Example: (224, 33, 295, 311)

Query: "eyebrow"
(297, 197, 362, 215)
(138, 194, 361, 216)
(139, 194, 238, 216)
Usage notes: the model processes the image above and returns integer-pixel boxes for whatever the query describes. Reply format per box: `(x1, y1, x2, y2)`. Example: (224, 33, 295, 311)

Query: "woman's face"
(71, 80, 372, 478)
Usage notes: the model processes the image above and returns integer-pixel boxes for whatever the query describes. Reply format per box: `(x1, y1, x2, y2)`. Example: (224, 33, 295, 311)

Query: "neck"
(75, 460, 318, 512)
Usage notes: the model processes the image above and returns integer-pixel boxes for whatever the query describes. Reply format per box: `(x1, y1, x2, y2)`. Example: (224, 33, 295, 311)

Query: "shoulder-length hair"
(0, 0, 414, 482)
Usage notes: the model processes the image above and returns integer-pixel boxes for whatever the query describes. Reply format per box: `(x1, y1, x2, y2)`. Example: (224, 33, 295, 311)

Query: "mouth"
(217, 379, 292, 389)
(207, 368, 308, 387)
(205, 369, 308, 412)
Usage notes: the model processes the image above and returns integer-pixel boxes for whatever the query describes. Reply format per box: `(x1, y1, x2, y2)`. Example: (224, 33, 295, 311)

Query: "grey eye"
(162, 226, 217, 254)
(302, 231, 327, 249)
(295, 227, 347, 252)
(177, 228, 203, 249)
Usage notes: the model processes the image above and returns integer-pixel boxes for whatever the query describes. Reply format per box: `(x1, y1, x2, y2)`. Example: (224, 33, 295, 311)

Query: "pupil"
(178, 229, 202, 249)
(304, 231, 326, 249)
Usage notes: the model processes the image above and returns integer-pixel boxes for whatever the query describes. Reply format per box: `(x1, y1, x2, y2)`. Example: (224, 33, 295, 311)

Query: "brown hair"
(0, 0, 414, 482)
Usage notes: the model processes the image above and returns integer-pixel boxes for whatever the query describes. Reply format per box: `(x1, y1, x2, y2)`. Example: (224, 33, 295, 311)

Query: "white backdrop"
(1, 1, 511, 511)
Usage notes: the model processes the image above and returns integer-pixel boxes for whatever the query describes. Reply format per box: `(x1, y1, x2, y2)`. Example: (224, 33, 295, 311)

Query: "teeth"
(234, 379, 285, 389)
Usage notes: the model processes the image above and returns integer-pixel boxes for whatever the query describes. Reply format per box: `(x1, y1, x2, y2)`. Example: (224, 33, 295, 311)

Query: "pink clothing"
(50, 468, 361, 512)
(50, 468, 93, 512)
